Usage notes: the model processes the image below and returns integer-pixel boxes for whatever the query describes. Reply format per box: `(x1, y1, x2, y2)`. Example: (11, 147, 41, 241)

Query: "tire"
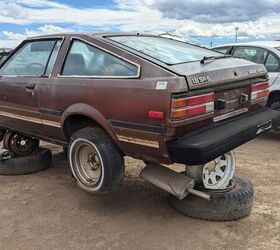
(0, 148, 52, 175)
(3, 131, 39, 157)
(169, 176, 254, 221)
(68, 127, 124, 193)
(267, 94, 280, 111)
(267, 95, 280, 132)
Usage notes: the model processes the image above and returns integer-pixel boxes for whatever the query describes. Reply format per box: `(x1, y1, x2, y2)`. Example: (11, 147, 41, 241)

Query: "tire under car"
(0, 148, 52, 175)
(68, 127, 124, 193)
(169, 175, 254, 221)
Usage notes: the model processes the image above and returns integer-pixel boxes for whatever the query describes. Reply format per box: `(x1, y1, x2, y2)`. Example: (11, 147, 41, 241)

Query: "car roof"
(213, 41, 280, 49)
(27, 32, 161, 40)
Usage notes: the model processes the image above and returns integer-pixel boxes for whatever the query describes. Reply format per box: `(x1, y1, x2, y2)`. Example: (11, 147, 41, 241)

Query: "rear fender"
(61, 103, 118, 144)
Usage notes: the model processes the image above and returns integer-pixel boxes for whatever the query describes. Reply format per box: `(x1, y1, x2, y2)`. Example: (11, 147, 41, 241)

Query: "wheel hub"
(87, 153, 100, 170)
(19, 140, 27, 146)
(207, 161, 216, 172)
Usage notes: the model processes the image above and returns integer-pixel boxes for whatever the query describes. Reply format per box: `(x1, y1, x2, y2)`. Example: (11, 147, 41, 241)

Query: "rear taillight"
(171, 93, 214, 120)
(250, 82, 270, 101)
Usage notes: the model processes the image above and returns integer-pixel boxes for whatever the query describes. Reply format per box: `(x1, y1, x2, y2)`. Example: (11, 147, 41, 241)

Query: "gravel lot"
(0, 133, 279, 250)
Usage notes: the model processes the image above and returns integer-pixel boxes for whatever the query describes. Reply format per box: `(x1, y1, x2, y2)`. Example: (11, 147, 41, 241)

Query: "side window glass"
(62, 40, 138, 77)
(45, 40, 62, 76)
(233, 47, 268, 64)
(0, 40, 56, 76)
(265, 53, 279, 72)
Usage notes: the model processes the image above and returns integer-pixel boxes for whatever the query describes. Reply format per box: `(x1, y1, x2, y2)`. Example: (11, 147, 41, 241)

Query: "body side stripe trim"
(110, 119, 166, 134)
(0, 111, 61, 128)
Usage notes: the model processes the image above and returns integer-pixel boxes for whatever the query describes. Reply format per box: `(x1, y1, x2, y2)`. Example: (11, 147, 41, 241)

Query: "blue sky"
(0, 0, 279, 48)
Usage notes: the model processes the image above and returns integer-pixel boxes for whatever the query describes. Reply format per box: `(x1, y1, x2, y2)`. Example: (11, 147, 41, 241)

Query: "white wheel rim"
(202, 151, 235, 189)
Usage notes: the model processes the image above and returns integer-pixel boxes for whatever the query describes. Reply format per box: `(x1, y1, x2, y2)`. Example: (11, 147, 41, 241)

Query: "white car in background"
(213, 41, 280, 110)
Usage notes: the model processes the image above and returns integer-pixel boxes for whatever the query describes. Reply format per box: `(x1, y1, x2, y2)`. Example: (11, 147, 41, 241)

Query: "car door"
(264, 52, 280, 91)
(0, 39, 61, 136)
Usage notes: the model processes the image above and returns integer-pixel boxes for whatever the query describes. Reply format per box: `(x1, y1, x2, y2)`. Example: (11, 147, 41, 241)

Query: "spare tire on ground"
(0, 148, 52, 175)
(169, 175, 254, 221)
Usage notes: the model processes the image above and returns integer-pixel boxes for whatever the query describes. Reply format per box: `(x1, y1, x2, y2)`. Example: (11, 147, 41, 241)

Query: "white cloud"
(0, 25, 74, 48)
(0, 0, 279, 48)
(152, 0, 280, 23)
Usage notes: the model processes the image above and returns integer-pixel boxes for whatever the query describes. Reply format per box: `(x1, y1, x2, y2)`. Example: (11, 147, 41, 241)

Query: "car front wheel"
(68, 127, 124, 193)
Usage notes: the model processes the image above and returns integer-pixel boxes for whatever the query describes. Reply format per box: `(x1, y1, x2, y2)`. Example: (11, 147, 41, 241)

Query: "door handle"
(25, 83, 36, 91)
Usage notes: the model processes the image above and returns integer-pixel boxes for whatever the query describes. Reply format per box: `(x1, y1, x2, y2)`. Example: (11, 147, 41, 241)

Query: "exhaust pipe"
(140, 163, 210, 200)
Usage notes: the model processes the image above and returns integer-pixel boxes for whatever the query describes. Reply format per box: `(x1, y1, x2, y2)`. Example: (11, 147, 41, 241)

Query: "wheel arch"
(267, 90, 280, 107)
(61, 103, 118, 144)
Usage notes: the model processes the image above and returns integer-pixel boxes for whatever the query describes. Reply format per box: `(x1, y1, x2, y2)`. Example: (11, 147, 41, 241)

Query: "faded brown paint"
(0, 33, 269, 164)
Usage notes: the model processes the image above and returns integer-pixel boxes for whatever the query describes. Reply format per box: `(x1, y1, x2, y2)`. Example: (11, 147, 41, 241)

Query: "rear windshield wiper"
(200, 55, 231, 64)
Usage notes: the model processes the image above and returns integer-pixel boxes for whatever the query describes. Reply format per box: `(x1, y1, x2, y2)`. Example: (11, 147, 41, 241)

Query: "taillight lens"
(171, 93, 214, 120)
(250, 82, 270, 101)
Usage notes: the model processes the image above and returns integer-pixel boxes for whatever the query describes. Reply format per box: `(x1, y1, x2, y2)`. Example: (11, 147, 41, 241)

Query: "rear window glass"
(109, 36, 221, 65)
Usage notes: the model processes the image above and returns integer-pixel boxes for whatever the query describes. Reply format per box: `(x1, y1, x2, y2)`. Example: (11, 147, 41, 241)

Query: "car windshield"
(109, 36, 221, 64)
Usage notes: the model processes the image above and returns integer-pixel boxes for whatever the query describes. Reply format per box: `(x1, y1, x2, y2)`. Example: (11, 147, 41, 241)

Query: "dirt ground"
(0, 133, 279, 250)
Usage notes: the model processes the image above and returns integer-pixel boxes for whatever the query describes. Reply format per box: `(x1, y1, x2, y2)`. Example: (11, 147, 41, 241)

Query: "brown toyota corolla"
(0, 33, 278, 196)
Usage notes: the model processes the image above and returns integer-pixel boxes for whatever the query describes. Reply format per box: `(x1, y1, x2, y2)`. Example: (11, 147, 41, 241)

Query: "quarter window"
(265, 53, 279, 72)
(233, 47, 268, 64)
(61, 40, 138, 77)
(0, 40, 61, 76)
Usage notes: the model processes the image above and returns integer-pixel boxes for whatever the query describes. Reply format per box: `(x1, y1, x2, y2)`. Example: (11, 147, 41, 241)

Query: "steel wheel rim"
(73, 141, 102, 187)
(10, 134, 37, 156)
(202, 151, 235, 189)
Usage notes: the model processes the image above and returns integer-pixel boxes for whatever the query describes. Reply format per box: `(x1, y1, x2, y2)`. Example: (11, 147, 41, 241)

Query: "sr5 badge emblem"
(192, 76, 211, 84)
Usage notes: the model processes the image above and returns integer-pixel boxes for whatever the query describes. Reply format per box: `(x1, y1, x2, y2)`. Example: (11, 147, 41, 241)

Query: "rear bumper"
(167, 107, 280, 165)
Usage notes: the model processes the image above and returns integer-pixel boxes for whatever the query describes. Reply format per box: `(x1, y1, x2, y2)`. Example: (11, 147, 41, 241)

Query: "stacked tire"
(169, 176, 254, 221)
(0, 130, 52, 175)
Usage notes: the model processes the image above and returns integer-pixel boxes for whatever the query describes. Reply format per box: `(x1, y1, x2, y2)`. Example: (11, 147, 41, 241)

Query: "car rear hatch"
(169, 57, 269, 123)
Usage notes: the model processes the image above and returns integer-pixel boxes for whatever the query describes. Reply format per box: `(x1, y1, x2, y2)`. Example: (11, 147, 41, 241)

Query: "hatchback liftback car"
(213, 41, 280, 110)
(0, 33, 279, 197)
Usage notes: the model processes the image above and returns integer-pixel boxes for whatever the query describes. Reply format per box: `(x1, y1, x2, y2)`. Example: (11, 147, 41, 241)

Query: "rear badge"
(248, 68, 266, 75)
(156, 81, 168, 90)
(192, 76, 211, 84)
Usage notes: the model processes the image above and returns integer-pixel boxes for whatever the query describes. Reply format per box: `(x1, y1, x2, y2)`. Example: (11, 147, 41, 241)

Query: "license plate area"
(214, 86, 249, 120)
